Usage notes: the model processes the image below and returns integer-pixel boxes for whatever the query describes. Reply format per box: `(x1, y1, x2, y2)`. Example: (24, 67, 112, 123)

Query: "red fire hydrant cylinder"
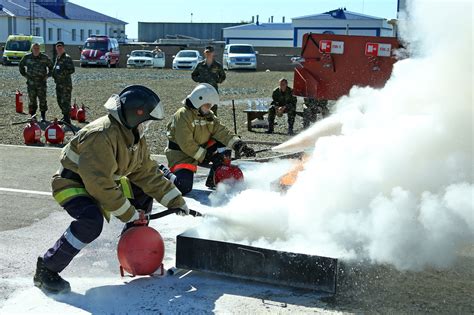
(15, 90, 23, 114)
(45, 118, 65, 144)
(77, 105, 86, 123)
(23, 120, 42, 145)
(70, 103, 78, 120)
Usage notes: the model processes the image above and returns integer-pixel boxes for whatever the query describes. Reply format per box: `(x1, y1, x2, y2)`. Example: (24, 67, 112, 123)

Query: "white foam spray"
(191, 0, 473, 271)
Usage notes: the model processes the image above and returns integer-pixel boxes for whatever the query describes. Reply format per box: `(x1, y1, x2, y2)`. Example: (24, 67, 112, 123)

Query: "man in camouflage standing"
(266, 78, 298, 135)
(19, 43, 53, 122)
(52, 41, 75, 124)
(191, 46, 225, 114)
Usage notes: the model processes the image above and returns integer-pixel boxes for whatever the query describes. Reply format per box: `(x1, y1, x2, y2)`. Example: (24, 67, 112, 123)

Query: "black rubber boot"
(62, 114, 71, 125)
(40, 111, 46, 122)
(205, 169, 216, 189)
(33, 257, 71, 294)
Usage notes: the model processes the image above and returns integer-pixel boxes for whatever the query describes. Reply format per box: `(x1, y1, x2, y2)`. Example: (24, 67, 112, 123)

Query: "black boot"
(40, 111, 46, 122)
(62, 114, 71, 125)
(33, 257, 71, 293)
(205, 169, 216, 189)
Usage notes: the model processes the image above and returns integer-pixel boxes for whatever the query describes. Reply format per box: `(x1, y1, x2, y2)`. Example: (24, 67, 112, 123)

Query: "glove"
(173, 203, 190, 216)
(234, 140, 256, 157)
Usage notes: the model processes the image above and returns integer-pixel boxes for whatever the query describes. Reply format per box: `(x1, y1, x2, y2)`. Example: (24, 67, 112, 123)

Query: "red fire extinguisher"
(23, 118, 42, 145)
(76, 104, 86, 123)
(15, 90, 24, 114)
(70, 99, 78, 120)
(45, 118, 65, 144)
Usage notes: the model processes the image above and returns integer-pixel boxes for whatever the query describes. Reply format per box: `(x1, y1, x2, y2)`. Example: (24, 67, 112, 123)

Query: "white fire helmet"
(183, 83, 219, 109)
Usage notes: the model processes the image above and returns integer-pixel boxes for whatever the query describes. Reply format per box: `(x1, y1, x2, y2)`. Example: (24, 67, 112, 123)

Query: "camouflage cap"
(55, 41, 65, 47)
(32, 42, 40, 47)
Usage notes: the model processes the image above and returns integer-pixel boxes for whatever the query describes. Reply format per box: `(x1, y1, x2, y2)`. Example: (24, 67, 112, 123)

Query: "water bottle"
(247, 100, 252, 110)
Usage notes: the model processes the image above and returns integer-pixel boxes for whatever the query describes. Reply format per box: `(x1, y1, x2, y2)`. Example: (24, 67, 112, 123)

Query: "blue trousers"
(43, 183, 153, 273)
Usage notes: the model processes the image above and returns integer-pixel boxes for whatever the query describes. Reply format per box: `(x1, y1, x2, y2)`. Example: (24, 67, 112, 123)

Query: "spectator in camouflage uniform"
(191, 46, 226, 114)
(267, 78, 298, 135)
(302, 97, 330, 129)
(52, 41, 75, 124)
(19, 43, 53, 121)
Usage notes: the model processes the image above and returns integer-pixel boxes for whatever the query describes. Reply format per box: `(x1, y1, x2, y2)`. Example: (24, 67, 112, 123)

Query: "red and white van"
(80, 35, 120, 68)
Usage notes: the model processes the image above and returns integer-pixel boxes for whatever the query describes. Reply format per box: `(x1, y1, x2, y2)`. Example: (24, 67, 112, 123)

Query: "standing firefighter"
(267, 78, 298, 135)
(52, 41, 75, 124)
(34, 85, 189, 293)
(159, 83, 255, 193)
(191, 46, 226, 114)
(19, 43, 53, 121)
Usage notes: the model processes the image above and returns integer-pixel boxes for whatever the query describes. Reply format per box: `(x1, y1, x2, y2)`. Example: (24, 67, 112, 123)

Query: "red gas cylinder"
(70, 101, 78, 120)
(76, 104, 86, 123)
(214, 157, 244, 186)
(45, 118, 65, 144)
(15, 90, 23, 114)
(23, 119, 42, 145)
(117, 225, 165, 276)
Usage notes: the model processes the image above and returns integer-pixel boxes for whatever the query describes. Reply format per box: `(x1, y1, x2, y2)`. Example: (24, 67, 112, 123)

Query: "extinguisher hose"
(59, 120, 77, 135)
(148, 208, 203, 220)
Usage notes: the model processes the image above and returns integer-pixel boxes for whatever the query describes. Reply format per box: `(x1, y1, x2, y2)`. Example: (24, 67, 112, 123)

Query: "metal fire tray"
(176, 233, 337, 294)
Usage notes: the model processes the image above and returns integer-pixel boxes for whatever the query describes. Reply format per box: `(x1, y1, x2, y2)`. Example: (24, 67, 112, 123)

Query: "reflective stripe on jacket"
(165, 106, 239, 169)
(52, 114, 185, 222)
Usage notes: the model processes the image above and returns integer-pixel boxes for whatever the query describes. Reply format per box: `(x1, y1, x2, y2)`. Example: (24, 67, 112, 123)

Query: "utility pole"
(190, 13, 193, 23)
(29, 0, 36, 35)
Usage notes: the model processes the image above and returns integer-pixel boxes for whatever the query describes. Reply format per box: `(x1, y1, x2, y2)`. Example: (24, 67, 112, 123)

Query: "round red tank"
(70, 103, 78, 120)
(23, 119, 42, 144)
(15, 90, 23, 114)
(45, 118, 65, 144)
(76, 105, 86, 123)
(117, 225, 165, 276)
(214, 162, 244, 186)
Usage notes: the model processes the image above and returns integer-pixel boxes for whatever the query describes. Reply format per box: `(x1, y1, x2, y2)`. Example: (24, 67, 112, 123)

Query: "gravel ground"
(0, 65, 314, 155)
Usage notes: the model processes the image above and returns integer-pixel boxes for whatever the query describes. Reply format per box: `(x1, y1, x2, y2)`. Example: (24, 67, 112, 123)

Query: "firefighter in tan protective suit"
(159, 83, 256, 193)
(33, 85, 189, 294)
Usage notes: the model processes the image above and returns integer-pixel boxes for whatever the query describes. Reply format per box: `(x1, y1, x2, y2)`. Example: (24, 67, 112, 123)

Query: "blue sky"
(70, 0, 399, 39)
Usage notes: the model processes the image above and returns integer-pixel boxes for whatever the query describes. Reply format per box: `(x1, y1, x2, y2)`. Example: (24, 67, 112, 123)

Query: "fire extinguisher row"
(24, 118, 66, 145)
(15, 91, 87, 124)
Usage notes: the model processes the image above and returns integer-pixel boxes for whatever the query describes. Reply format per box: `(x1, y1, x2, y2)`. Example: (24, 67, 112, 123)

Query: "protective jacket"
(271, 86, 297, 109)
(19, 53, 53, 82)
(191, 60, 226, 92)
(52, 53, 75, 85)
(52, 114, 185, 223)
(165, 106, 239, 171)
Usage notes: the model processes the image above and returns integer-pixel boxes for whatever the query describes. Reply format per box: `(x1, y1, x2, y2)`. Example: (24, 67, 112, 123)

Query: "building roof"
(0, 0, 127, 24)
(293, 8, 385, 21)
(223, 23, 292, 31)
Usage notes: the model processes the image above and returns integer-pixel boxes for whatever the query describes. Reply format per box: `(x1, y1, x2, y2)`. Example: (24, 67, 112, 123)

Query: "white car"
(172, 50, 202, 70)
(126, 50, 165, 68)
(223, 44, 258, 70)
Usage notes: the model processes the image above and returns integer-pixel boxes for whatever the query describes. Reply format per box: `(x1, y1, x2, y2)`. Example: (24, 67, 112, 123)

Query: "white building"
(223, 8, 394, 48)
(0, 0, 127, 44)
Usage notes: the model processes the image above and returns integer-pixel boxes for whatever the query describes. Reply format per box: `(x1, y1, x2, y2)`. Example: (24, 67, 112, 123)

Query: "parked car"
(2, 35, 45, 65)
(127, 50, 165, 68)
(223, 44, 258, 70)
(80, 35, 120, 68)
(172, 50, 202, 70)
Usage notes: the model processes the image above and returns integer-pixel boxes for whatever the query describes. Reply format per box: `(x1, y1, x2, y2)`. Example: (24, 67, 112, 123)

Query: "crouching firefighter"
(160, 83, 256, 194)
(34, 85, 190, 293)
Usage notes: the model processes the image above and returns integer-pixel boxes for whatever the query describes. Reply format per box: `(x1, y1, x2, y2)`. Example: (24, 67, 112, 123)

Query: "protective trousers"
(267, 104, 296, 133)
(56, 83, 73, 116)
(42, 183, 153, 273)
(27, 79, 48, 115)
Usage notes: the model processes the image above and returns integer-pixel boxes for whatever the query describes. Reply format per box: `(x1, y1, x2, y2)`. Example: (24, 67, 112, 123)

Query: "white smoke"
(191, 0, 473, 271)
